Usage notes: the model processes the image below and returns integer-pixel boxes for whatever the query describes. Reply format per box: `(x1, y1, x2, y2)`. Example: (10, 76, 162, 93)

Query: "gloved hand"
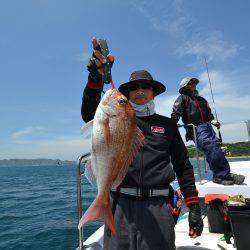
(87, 37, 114, 82)
(211, 120, 221, 129)
(188, 204, 203, 238)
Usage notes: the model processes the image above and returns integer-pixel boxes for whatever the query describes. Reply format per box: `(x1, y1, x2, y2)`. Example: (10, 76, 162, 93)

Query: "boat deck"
(196, 161, 250, 197)
(175, 213, 234, 250)
(82, 214, 235, 250)
(79, 160, 250, 250)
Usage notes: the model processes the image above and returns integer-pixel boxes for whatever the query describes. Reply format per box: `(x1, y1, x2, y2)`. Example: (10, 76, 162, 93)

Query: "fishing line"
(204, 56, 223, 143)
(111, 79, 115, 89)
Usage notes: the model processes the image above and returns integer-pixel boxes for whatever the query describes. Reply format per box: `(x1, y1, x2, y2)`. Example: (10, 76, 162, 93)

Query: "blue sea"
(0, 164, 101, 250)
(0, 158, 248, 250)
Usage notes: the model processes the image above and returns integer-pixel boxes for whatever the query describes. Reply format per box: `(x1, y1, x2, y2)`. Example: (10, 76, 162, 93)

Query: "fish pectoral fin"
(112, 126, 145, 188)
(85, 159, 97, 187)
(81, 120, 94, 139)
(126, 126, 145, 164)
(135, 127, 145, 148)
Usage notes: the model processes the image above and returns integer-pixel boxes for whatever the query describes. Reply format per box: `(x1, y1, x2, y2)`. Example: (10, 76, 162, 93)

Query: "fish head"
(101, 89, 135, 118)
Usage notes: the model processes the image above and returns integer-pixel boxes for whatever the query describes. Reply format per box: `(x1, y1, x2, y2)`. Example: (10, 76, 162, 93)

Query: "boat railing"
(76, 153, 91, 250)
(178, 123, 208, 183)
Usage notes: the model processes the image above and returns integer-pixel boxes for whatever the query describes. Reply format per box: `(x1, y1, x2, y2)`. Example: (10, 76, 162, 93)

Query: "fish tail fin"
(78, 197, 116, 235)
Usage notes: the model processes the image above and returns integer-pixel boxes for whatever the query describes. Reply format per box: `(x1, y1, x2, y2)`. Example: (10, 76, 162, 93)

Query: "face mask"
(130, 100, 156, 117)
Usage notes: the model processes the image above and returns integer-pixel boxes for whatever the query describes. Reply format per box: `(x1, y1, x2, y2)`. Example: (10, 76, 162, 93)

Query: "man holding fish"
(80, 37, 203, 250)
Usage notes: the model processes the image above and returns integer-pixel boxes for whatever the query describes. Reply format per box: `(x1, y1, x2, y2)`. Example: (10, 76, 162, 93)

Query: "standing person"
(81, 37, 203, 250)
(171, 77, 245, 185)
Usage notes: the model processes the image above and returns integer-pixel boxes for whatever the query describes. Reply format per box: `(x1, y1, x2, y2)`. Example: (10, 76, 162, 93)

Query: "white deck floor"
(82, 214, 235, 250)
(197, 161, 250, 197)
(175, 213, 235, 250)
(83, 226, 104, 250)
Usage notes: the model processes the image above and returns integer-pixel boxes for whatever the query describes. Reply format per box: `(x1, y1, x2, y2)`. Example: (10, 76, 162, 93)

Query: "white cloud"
(12, 140, 34, 145)
(177, 32, 238, 61)
(132, 1, 239, 62)
(220, 122, 249, 143)
(131, 0, 190, 36)
(198, 70, 250, 122)
(133, 0, 250, 142)
(198, 71, 235, 96)
(11, 127, 34, 139)
(1, 136, 91, 160)
(11, 127, 46, 140)
(6, 126, 90, 160)
(155, 94, 178, 117)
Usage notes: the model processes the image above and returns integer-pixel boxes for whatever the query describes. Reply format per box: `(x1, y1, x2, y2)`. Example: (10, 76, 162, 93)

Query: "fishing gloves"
(87, 55, 103, 83)
(211, 120, 221, 129)
(188, 204, 204, 237)
(87, 51, 114, 83)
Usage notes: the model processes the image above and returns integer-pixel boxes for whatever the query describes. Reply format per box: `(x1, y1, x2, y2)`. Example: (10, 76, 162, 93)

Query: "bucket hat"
(179, 77, 199, 94)
(118, 70, 166, 97)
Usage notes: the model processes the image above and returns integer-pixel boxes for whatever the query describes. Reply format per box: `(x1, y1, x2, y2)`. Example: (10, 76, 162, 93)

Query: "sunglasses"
(129, 82, 153, 91)
(188, 81, 197, 86)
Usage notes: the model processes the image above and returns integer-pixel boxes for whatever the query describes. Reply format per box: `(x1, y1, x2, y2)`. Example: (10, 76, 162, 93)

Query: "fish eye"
(118, 98, 127, 105)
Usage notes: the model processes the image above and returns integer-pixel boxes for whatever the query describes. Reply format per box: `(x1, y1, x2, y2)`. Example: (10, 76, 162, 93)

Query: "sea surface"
(0, 158, 249, 250)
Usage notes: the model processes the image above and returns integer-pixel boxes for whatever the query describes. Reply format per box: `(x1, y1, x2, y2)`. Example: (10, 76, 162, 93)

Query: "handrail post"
(77, 156, 84, 250)
(178, 123, 203, 183)
(76, 153, 91, 250)
(203, 155, 208, 173)
(191, 124, 202, 184)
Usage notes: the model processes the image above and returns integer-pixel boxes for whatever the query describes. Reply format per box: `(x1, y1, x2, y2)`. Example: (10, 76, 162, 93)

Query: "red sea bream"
(78, 88, 145, 234)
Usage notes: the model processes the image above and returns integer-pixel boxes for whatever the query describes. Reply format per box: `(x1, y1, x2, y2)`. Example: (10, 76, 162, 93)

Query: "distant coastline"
(0, 159, 75, 167)
(1, 141, 249, 166)
(189, 155, 250, 160)
(187, 141, 250, 158)
(227, 155, 250, 159)
(2, 155, 249, 167)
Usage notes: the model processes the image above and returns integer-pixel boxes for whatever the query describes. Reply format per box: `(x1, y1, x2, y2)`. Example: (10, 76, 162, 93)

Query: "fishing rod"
(204, 56, 223, 144)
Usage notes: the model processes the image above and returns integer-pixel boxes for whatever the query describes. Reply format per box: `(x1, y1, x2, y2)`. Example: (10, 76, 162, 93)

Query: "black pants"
(103, 193, 176, 250)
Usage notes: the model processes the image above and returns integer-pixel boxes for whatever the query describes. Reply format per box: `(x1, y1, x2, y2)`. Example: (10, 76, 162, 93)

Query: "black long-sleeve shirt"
(81, 81, 199, 204)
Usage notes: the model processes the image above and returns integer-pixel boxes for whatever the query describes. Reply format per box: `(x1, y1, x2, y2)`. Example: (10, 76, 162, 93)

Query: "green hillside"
(224, 141, 250, 157)
(187, 141, 250, 158)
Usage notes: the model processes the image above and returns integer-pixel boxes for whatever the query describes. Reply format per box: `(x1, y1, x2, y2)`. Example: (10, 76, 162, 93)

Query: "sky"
(1, 0, 250, 160)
